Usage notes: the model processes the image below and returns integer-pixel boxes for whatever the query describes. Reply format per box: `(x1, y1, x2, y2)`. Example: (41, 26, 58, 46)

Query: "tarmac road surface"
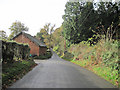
(10, 51, 116, 88)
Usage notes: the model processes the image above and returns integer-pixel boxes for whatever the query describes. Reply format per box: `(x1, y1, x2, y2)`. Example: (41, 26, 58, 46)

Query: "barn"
(12, 32, 47, 56)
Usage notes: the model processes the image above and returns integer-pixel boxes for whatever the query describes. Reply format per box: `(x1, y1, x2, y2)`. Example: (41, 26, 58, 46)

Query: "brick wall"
(39, 47, 47, 55)
(13, 34, 40, 56)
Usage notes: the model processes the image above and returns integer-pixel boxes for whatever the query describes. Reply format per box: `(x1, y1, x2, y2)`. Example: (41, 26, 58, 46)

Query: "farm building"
(12, 32, 47, 56)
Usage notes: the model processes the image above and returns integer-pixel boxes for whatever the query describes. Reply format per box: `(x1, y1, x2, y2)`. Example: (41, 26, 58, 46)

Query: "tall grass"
(58, 39, 119, 87)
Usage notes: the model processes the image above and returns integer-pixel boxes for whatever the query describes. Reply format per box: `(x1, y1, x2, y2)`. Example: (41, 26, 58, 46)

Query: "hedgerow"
(60, 39, 119, 87)
(1, 40, 30, 63)
(1, 40, 37, 89)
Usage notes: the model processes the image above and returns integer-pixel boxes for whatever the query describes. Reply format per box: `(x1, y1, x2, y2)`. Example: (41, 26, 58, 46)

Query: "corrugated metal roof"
(12, 32, 46, 47)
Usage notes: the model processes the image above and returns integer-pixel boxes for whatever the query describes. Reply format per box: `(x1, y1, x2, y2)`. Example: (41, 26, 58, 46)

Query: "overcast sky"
(0, 0, 68, 36)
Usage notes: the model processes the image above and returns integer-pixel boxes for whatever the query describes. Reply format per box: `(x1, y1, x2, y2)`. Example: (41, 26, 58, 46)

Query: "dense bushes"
(34, 51, 52, 59)
(54, 39, 119, 86)
(1, 40, 37, 89)
(1, 40, 30, 63)
(62, 2, 119, 44)
(51, 1, 119, 87)
(68, 40, 119, 70)
(2, 60, 36, 89)
(51, 26, 119, 87)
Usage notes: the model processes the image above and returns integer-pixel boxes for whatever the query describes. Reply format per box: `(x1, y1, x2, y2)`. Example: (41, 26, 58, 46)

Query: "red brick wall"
(13, 34, 40, 56)
(39, 47, 47, 55)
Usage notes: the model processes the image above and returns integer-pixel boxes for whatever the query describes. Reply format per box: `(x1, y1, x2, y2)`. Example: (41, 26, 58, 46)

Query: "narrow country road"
(10, 51, 116, 88)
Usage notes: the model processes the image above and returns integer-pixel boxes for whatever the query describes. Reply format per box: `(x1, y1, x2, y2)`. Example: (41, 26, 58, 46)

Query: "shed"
(12, 32, 47, 56)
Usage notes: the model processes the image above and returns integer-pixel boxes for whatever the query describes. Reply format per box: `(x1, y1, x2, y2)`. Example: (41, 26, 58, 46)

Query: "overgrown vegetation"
(36, 23, 55, 48)
(62, 2, 119, 44)
(51, 1, 120, 87)
(34, 51, 52, 59)
(53, 34, 119, 87)
(1, 40, 37, 89)
(0, 30, 7, 40)
(8, 21, 29, 40)
(2, 40, 30, 63)
(2, 59, 36, 89)
(61, 39, 119, 86)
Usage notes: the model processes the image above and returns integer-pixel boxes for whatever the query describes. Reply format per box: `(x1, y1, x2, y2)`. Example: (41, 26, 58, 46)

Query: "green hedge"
(2, 60, 36, 89)
(34, 51, 52, 59)
(1, 40, 30, 63)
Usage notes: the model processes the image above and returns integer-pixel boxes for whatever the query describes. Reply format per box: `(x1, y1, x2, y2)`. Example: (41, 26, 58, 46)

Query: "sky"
(0, 0, 68, 36)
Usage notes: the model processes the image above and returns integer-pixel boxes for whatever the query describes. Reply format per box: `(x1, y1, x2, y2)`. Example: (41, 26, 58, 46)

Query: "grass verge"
(2, 60, 37, 89)
(62, 57, 119, 87)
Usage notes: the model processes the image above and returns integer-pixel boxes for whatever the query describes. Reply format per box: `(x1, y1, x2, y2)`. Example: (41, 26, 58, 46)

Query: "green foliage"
(53, 45, 59, 52)
(71, 59, 89, 67)
(2, 40, 30, 63)
(36, 23, 55, 48)
(96, 2, 119, 32)
(50, 1, 120, 87)
(62, 1, 120, 44)
(101, 40, 119, 70)
(51, 26, 66, 56)
(62, 2, 97, 44)
(68, 41, 89, 58)
(62, 2, 82, 44)
(51, 27, 63, 47)
(8, 21, 29, 39)
(36, 30, 45, 42)
(62, 39, 119, 86)
(2, 60, 36, 89)
(92, 66, 118, 86)
(0, 30, 7, 40)
(34, 51, 52, 59)
(50, 29, 119, 87)
(61, 51, 74, 61)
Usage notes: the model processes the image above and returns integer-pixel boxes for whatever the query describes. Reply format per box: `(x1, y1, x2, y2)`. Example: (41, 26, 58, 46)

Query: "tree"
(95, 2, 120, 40)
(62, 2, 83, 44)
(62, 1, 119, 45)
(40, 28, 50, 47)
(78, 2, 97, 42)
(62, 2, 96, 44)
(36, 28, 47, 43)
(44, 23, 55, 48)
(8, 21, 29, 39)
(51, 26, 63, 47)
(0, 30, 7, 40)
(51, 26, 66, 55)
(36, 23, 55, 48)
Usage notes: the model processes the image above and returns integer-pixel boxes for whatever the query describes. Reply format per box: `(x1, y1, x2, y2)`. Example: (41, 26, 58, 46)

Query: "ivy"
(1, 40, 30, 63)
